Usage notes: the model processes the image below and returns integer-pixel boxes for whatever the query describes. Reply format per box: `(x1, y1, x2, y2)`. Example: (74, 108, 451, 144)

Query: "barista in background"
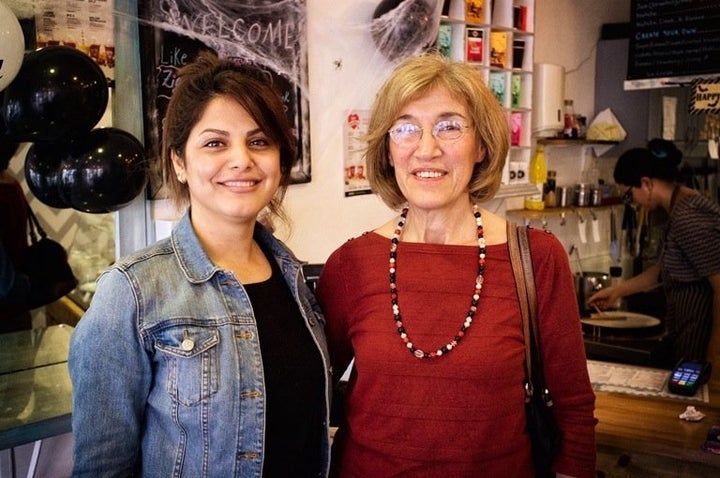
(0, 140, 32, 332)
(589, 139, 720, 365)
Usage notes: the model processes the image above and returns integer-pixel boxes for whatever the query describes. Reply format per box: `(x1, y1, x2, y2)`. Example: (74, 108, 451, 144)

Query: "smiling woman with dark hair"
(589, 139, 720, 365)
(68, 52, 332, 477)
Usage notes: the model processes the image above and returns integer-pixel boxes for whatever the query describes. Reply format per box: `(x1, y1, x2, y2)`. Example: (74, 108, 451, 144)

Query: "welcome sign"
(138, 0, 311, 197)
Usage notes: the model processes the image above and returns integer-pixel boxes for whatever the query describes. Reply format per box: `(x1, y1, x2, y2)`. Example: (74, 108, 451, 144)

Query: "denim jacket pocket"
(154, 325, 220, 406)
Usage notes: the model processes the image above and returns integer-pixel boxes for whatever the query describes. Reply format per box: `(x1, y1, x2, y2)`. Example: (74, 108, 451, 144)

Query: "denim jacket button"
(181, 338, 195, 351)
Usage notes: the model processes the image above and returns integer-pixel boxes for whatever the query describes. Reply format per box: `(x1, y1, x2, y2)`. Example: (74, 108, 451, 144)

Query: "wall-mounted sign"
(34, 0, 114, 76)
(138, 0, 311, 198)
(690, 78, 720, 115)
(626, 0, 720, 90)
(343, 110, 371, 197)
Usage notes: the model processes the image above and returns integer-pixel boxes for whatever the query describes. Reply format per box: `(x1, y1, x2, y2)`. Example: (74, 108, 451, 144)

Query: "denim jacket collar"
(170, 212, 219, 284)
(170, 210, 303, 288)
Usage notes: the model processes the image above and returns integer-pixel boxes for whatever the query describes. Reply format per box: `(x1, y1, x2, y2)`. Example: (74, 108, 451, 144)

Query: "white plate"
(580, 311, 661, 329)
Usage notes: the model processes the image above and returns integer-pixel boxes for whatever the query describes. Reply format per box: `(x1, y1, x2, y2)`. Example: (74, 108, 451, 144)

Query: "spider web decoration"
(138, 0, 311, 195)
(370, 0, 442, 62)
(141, 0, 307, 91)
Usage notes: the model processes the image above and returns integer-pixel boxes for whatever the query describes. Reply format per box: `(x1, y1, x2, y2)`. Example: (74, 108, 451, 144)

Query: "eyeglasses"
(388, 119, 470, 146)
(622, 186, 634, 205)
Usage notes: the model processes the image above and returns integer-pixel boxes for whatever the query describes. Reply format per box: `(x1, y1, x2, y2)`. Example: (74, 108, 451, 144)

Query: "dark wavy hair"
(161, 51, 297, 220)
(613, 138, 682, 186)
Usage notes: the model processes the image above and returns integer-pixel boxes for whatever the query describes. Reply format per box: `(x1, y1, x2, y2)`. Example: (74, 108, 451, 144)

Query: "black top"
(660, 194, 720, 361)
(244, 249, 324, 478)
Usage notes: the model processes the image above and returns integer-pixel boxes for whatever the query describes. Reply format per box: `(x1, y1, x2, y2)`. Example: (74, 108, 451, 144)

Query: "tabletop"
(594, 380, 720, 467)
(0, 325, 74, 450)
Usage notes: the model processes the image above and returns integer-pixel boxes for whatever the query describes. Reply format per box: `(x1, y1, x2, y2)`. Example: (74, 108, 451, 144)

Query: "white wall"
(532, 0, 631, 273)
(272, 1, 398, 263)
(534, 0, 630, 121)
(277, 0, 632, 265)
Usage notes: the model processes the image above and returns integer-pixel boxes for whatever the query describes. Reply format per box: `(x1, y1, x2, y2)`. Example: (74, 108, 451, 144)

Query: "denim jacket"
(69, 212, 332, 477)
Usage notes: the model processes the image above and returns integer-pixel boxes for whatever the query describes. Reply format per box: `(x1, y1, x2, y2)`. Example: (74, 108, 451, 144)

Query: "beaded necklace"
(389, 204, 486, 359)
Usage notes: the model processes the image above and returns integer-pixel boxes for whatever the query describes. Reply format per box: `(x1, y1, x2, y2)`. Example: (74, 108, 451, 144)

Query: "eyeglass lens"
(388, 120, 467, 145)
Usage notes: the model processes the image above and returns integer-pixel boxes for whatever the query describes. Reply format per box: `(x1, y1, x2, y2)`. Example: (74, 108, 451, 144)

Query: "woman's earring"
(177, 174, 186, 184)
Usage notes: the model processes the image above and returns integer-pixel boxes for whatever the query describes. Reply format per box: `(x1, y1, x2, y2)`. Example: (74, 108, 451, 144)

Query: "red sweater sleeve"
(315, 241, 356, 385)
(529, 228, 598, 478)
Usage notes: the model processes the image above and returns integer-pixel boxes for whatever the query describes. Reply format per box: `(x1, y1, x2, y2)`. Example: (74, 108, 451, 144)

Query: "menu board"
(138, 0, 311, 197)
(627, 0, 720, 82)
(34, 0, 115, 76)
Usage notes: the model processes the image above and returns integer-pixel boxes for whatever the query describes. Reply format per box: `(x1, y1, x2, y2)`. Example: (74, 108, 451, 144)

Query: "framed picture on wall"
(138, 0, 311, 199)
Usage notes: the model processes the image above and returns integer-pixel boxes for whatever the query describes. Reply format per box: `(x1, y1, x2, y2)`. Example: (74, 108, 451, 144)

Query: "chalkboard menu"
(628, 0, 720, 82)
(138, 0, 311, 197)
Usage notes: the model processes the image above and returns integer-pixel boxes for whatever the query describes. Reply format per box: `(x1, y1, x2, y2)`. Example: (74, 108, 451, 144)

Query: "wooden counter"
(0, 325, 74, 449)
(594, 383, 720, 468)
(46, 296, 84, 327)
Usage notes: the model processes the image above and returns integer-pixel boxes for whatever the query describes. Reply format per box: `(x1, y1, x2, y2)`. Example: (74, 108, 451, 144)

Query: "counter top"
(46, 295, 85, 327)
(0, 325, 74, 450)
(594, 377, 720, 467)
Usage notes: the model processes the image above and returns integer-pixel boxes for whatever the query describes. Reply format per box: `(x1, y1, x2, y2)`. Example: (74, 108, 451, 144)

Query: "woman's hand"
(587, 264, 661, 312)
(586, 286, 621, 311)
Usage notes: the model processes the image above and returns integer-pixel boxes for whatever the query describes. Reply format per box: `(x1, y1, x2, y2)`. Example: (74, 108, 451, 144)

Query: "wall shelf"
(537, 138, 619, 146)
(495, 183, 540, 199)
(440, 0, 535, 185)
(506, 203, 623, 219)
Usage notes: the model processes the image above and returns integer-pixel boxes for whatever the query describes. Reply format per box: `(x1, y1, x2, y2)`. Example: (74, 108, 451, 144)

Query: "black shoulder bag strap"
(25, 199, 48, 245)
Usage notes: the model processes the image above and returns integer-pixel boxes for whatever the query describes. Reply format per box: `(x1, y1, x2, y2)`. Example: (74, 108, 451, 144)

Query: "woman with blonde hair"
(317, 53, 596, 477)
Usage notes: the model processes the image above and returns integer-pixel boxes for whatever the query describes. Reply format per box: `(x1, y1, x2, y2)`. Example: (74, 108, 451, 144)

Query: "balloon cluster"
(0, 2, 148, 213)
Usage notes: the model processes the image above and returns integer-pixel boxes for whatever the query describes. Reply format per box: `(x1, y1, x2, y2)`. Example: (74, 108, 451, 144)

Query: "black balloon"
(24, 141, 72, 209)
(57, 128, 148, 213)
(2, 46, 108, 142)
(59, 128, 148, 213)
(371, 0, 435, 62)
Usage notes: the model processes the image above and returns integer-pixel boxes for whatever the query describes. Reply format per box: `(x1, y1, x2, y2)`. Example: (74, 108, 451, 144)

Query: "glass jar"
(575, 183, 590, 207)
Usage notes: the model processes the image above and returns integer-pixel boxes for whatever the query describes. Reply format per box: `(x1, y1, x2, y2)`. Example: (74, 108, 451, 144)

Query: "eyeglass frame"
(387, 119, 471, 146)
(622, 186, 634, 204)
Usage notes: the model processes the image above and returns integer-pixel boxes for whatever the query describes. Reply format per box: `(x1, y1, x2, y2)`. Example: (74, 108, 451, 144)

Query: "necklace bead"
(389, 204, 486, 359)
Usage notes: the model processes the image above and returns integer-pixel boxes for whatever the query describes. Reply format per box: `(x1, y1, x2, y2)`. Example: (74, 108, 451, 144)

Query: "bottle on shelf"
(524, 145, 547, 210)
(563, 99, 578, 138)
(544, 170, 557, 208)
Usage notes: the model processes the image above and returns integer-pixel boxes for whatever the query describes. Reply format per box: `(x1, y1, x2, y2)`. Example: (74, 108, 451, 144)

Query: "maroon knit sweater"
(316, 227, 597, 478)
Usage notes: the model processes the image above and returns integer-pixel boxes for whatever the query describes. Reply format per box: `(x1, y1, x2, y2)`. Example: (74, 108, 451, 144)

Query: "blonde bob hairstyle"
(365, 53, 510, 210)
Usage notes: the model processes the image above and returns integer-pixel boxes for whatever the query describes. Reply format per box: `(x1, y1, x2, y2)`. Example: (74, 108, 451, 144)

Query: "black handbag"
(507, 222, 562, 478)
(22, 203, 78, 308)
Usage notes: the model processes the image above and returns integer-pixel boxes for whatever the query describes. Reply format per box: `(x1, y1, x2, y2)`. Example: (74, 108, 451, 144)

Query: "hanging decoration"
(370, 0, 442, 62)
